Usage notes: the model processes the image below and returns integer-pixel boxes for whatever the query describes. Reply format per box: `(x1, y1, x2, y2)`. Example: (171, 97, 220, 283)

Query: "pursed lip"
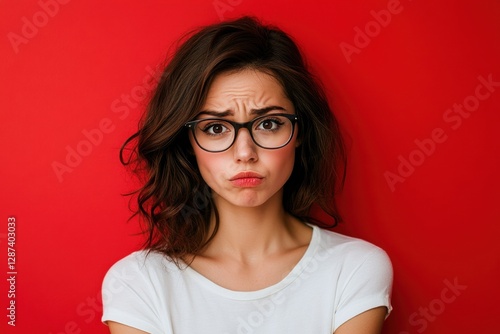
(229, 171, 264, 181)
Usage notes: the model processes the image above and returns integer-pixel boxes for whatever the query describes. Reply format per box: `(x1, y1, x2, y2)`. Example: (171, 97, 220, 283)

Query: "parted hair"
(121, 16, 346, 264)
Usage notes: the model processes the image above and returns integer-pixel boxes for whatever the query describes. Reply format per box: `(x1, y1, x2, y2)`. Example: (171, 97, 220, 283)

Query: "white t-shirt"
(102, 225, 392, 334)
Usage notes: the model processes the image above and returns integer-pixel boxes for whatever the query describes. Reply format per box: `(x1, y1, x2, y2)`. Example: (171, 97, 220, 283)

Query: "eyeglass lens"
(191, 114, 295, 152)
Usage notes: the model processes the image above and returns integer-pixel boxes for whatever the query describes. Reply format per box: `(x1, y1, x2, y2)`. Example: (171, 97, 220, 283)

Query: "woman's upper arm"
(107, 321, 150, 334)
(333, 306, 387, 334)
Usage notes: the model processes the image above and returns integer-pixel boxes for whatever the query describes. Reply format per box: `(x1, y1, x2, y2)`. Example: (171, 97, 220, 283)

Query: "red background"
(1, 0, 499, 333)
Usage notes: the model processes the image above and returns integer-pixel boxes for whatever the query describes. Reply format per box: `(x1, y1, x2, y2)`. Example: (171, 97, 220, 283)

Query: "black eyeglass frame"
(184, 113, 299, 153)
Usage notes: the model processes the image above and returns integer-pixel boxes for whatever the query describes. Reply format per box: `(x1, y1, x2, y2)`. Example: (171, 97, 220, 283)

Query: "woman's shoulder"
(313, 226, 391, 267)
(103, 250, 181, 285)
(312, 226, 393, 298)
(106, 250, 163, 269)
(101, 251, 181, 332)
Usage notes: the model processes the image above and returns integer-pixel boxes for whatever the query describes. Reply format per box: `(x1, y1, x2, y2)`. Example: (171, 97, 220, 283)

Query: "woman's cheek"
(195, 151, 226, 187)
(265, 146, 296, 182)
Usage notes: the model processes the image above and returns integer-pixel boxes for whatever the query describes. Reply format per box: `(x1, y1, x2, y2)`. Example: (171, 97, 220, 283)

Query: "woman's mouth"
(229, 172, 264, 187)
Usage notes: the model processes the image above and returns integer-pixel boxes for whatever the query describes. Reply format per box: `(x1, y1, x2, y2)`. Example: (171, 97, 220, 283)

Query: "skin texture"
(187, 69, 311, 291)
(192, 69, 298, 211)
(107, 69, 387, 334)
(108, 323, 148, 334)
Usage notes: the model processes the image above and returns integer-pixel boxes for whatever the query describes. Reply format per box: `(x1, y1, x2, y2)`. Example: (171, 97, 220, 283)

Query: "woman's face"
(190, 69, 298, 209)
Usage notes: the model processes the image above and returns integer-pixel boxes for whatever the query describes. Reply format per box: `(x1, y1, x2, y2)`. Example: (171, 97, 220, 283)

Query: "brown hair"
(121, 16, 346, 264)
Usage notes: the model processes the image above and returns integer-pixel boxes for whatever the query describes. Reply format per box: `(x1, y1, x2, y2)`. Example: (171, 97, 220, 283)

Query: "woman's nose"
(232, 128, 258, 162)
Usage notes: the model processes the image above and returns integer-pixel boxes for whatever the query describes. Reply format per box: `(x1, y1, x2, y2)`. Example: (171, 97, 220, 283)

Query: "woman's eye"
(257, 118, 283, 131)
(203, 123, 229, 135)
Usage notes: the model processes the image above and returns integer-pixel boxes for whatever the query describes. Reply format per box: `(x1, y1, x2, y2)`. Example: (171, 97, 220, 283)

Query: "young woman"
(102, 16, 392, 334)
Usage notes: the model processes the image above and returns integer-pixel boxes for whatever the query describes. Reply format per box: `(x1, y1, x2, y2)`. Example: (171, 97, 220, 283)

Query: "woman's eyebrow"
(250, 106, 286, 115)
(197, 110, 232, 117)
(197, 106, 286, 118)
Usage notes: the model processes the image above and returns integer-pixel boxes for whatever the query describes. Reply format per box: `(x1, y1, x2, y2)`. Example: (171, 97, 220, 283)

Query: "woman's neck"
(202, 191, 311, 263)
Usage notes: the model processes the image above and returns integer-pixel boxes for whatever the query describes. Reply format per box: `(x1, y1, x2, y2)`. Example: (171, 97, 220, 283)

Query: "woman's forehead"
(202, 69, 292, 112)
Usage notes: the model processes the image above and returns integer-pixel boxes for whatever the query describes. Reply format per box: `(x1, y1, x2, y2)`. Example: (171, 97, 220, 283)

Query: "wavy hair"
(121, 16, 346, 264)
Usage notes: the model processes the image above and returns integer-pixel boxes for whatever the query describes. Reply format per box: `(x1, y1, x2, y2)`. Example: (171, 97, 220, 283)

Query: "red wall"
(1, 0, 499, 333)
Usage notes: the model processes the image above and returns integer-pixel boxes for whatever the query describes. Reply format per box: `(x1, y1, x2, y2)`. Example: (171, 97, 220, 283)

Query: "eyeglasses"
(185, 113, 298, 152)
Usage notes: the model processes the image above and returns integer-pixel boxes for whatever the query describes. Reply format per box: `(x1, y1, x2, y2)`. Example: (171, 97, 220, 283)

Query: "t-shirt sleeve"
(333, 246, 393, 332)
(101, 253, 165, 334)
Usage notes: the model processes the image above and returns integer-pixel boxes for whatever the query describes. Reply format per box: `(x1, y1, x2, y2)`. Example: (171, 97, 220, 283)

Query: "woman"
(102, 16, 392, 334)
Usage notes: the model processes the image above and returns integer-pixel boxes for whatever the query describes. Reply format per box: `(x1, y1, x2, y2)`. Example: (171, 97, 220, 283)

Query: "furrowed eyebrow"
(197, 106, 286, 118)
(197, 110, 232, 117)
(250, 106, 286, 115)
